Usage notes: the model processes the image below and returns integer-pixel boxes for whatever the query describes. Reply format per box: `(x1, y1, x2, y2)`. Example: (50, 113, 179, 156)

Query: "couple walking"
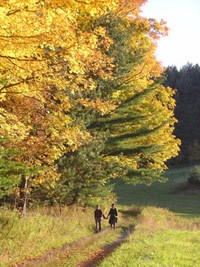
(94, 203, 118, 232)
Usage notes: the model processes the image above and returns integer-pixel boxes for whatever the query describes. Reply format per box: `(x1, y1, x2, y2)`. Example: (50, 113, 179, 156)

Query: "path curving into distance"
(77, 226, 134, 267)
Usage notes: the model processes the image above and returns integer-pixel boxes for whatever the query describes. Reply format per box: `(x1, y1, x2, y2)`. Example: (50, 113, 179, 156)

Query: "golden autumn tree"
(0, 0, 180, 208)
(0, 0, 118, 210)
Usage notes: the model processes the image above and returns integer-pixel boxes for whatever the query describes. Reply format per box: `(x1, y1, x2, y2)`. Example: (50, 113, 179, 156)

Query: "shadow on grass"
(119, 206, 142, 217)
(112, 165, 200, 218)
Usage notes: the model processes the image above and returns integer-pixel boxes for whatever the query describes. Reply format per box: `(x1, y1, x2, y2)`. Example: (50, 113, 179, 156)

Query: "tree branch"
(73, 0, 88, 4)
(0, 54, 43, 62)
(0, 77, 34, 92)
(0, 34, 44, 39)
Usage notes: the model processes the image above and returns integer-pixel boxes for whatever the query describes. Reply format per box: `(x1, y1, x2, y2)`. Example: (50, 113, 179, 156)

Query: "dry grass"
(136, 206, 197, 231)
(0, 205, 94, 267)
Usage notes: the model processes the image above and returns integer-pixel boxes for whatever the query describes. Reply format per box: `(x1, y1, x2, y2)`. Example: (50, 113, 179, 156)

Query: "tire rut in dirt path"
(12, 233, 100, 267)
(76, 225, 134, 267)
(12, 225, 134, 267)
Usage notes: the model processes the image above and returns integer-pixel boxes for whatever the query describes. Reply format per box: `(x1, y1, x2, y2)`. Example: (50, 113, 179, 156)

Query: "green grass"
(101, 166, 200, 267)
(98, 207, 200, 267)
(99, 229, 200, 267)
(1, 165, 200, 267)
(113, 165, 200, 218)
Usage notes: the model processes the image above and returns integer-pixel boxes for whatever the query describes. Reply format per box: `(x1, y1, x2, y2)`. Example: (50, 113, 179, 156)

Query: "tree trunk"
(19, 175, 28, 216)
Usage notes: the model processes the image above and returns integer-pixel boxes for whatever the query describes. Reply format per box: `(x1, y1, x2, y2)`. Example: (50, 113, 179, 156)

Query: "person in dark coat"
(94, 205, 105, 232)
(107, 203, 118, 229)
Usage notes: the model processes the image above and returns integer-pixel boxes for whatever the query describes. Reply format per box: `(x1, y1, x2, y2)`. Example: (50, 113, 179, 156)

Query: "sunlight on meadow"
(0, 206, 93, 267)
(99, 207, 200, 267)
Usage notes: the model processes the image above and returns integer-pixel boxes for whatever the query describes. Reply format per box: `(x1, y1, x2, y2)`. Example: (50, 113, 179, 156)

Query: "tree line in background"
(0, 0, 180, 213)
(164, 63, 200, 165)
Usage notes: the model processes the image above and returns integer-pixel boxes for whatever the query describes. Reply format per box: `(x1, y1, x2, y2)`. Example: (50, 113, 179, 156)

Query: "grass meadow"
(98, 165, 200, 267)
(1, 165, 200, 267)
(113, 165, 200, 218)
(99, 207, 200, 267)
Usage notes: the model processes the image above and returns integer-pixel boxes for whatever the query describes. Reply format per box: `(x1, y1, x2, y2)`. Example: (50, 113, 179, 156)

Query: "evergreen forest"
(164, 63, 200, 165)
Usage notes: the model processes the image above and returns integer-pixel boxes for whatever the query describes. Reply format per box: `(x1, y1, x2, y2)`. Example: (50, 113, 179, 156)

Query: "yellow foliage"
(0, 0, 118, 187)
(0, 0, 179, 188)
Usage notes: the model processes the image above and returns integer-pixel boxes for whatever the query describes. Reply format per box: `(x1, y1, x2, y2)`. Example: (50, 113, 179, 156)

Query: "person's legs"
(95, 219, 98, 232)
(96, 219, 101, 232)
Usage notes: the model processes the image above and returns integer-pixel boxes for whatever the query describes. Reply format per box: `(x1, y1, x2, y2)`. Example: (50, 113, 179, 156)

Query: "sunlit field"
(0, 206, 94, 267)
(1, 166, 200, 267)
(99, 166, 200, 267)
(99, 207, 200, 267)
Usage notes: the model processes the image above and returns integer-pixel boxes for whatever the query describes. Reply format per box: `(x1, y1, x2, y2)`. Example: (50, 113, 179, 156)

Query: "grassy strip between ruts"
(98, 206, 200, 267)
(0, 206, 95, 267)
(32, 227, 120, 267)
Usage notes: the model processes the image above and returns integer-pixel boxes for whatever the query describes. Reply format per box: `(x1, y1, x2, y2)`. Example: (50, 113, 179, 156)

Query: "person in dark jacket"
(107, 203, 118, 229)
(94, 205, 105, 232)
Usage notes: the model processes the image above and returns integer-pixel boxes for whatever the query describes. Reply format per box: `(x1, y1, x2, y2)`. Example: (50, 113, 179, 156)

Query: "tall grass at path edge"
(0, 205, 94, 267)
